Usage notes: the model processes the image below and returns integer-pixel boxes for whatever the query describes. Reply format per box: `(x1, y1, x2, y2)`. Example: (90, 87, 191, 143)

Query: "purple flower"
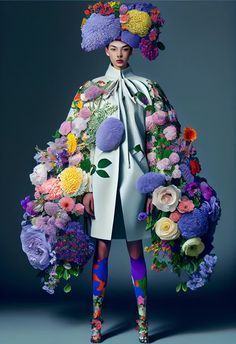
(183, 181, 200, 197)
(21, 195, 31, 210)
(96, 117, 125, 152)
(186, 272, 207, 290)
(25, 201, 38, 216)
(178, 205, 209, 238)
(179, 163, 194, 184)
(139, 38, 159, 61)
(200, 181, 214, 201)
(136, 172, 166, 194)
(81, 13, 121, 51)
(20, 221, 51, 270)
(138, 212, 148, 221)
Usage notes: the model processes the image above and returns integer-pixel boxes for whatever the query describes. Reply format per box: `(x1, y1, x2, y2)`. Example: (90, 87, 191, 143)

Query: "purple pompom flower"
(96, 117, 125, 152)
(136, 171, 166, 194)
(178, 205, 209, 239)
(138, 212, 148, 221)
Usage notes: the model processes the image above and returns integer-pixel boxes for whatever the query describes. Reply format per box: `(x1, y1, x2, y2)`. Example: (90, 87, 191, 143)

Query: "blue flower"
(178, 206, 209, 239)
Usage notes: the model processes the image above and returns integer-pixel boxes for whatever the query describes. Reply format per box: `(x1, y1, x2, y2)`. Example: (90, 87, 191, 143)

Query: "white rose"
(181, 237, 205, 257)
(29, 163, 48, 186)
(154, 217, 181, 240)
(152, 184, 181, 212)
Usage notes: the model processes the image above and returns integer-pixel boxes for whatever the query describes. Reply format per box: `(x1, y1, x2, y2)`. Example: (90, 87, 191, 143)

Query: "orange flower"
(183, 127, 197, 142)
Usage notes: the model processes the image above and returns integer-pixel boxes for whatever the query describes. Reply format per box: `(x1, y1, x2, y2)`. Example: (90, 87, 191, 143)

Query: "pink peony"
(152, 110, 167, 125)
(78, 107, 91, 119)
(147, 152, 156, 166)
(58, 197, 75, 212)
(44, 202, 59, 216)
(177, 199, 195, 213)
(145, 116, 156, 132)
(156, 158, 171, 170)
(172, 167, 182, 179)
(59, 121, 72, 135)
(169, 152, 180, 164)
(163, 125, 177, 141)
(169, 210, 182, 222)
(68, 152, 83, 166)
(73, 203, 85, 215)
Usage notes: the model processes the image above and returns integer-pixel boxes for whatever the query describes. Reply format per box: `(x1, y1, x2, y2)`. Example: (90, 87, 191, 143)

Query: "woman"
(82, 40, 153, 343)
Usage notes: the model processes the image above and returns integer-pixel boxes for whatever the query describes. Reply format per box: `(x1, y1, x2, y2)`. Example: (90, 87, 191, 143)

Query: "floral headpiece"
(81, 1, 165, 61)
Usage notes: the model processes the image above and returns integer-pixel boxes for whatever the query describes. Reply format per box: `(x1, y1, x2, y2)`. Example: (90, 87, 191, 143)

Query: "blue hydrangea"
(178, 205, 209, 239)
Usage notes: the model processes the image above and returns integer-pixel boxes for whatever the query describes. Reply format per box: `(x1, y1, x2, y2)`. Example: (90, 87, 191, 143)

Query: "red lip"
(116, 60, 123, 63)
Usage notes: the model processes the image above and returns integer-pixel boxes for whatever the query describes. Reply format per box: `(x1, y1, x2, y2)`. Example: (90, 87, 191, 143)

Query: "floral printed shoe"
(90, 316, 104, 343)
(135, 317, 149, 343)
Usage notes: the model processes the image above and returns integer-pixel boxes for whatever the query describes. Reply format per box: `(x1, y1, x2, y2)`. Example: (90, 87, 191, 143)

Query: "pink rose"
(152, 110, 167, 125)
(169, 210, 182, 222)
(147, 152, 156, 165)
(156, 158, 171, 170)
(145, 116, 156, 132)
(169, 152, 180, 164)
(163, 125, 177, 141)
(59, 121, 72, 135)
(78, 107, 91, 119)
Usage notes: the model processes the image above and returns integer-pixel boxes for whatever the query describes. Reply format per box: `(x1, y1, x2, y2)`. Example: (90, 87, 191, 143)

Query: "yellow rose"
(181, 237, 205, 257)
(154, 217, 180, 240)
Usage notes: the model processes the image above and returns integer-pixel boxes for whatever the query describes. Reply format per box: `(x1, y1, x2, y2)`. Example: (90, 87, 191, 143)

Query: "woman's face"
(105, 40, 133, 69)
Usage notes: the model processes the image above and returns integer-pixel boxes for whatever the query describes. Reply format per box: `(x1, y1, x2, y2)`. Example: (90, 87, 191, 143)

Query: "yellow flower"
(59, 166, 83, 195)
(154, 217, 180, 240)
(108, 1, 120, 8)
(181, 238, 205, 257)
(121, 10, 152, 37)
(67, 133, 77, 155)
(81, 18, 87, 29)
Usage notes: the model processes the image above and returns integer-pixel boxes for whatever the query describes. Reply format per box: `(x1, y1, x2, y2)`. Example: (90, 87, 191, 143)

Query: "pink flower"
(152, 110, 167, 125)
(149, 28, 158, 41)
(169, 210, 182, 222)
(156, 158, 171, 170)
(147, 152, 156, 165)
(177, 199, 195, 213)
(59, 121, 72, 135)
(145, 116, 156, 132)
(58, 197, 75, 212)
(172, 167, 181, 179)
(163, 125, 177, 140)
(78, 107, 91, 119)
(119, 13, 129, 24)
(137, 295, 145, 305)
(81, 85, 105, 101)
(73, 203, 85, 215)
(68, 152, 83, 166)
(119, 4, 128, 14)
(44, 202, 59, 216)
(169, 152, 180, 164)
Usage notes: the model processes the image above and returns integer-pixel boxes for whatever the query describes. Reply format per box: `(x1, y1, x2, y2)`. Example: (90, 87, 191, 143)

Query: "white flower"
(29, 163, 48, 186)
(71, 117, 89, 137)
(181, 237, 205, 257)
(154, 217, 181, 240)
(152, 184, 181, 212)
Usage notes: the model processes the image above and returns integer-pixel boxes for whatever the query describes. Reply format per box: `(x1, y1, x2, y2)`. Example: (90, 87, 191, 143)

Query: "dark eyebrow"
(109, 45, 129, 48)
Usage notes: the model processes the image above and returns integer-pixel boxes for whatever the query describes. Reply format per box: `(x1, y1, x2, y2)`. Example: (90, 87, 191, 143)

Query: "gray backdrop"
(0, 1, 235, 340)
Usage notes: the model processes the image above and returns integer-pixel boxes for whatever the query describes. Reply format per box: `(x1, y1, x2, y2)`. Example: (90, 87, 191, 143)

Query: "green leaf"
(157, 41, 165, 50)
(70, 268, 79, 277)
(96, 169, 110, 178)
(90, 165, 96, 175)
(64, 284, 72, 293)
(52, 130, 61, 139)
(176, 283, 182, 292)
(97, 158, 112, 168)
(80, 158, 91, 173)
(56, 265, 64, 278)
(63, 269, 71, 280)
(182, 283, 188, 292)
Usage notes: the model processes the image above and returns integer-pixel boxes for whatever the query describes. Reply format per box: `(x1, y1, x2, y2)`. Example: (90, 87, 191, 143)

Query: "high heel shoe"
(135, 317, 149, 343)
(90, 316, 104, 343)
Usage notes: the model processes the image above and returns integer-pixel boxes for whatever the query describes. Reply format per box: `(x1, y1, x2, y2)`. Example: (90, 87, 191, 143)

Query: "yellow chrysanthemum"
(121, 10, 152, 37)
(59, 166, 83, 195)
(67, 133, 77, 155)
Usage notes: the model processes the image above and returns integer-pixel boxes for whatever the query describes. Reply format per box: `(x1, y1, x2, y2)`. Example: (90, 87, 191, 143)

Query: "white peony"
(29, 163, 48, 186)
(152, 184, 181, 212)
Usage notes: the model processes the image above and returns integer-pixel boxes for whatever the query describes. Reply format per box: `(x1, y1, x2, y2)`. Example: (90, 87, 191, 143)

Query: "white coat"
(84, 63, 154, 241)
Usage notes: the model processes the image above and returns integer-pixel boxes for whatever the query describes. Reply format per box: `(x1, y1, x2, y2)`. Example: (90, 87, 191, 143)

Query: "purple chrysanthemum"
(178, 205, 209, 238)
(136, 171, 166, 194)
(96, 117, 125, 152)
(81, 13, 121, 51)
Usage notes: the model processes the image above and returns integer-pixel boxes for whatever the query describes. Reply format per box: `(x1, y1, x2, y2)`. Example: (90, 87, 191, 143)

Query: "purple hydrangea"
(81, 13, 121, 51)
(178, 205, 209, 238)
(139, 38, 159, 61)
(126, 2, 155, 12)
(20, 221, 51, 270)
(136, 171, 166, 194)
(96, 117, 125, 152)
(187, 254, 217, 290)
(179, 163, 194, 184)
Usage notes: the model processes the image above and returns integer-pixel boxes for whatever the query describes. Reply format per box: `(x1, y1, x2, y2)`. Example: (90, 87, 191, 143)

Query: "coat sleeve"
(145, 80, 182, 196)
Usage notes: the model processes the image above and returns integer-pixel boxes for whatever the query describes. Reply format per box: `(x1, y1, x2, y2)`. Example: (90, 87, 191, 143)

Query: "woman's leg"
(126, 239, 149, 342)
(91, 239, 111, 342)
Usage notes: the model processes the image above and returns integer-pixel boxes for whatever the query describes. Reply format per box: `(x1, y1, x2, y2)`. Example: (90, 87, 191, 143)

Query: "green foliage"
(63, 284, 72, 293)
(52, 130, 61, 139)
(96, 169, 110, 178)
(97, 158, 112, 168)
(80, 158, 91, 173)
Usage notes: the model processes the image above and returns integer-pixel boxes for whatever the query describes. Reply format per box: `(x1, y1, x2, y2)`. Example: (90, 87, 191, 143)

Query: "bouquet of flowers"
(135, 81, 222, 292)
(20, 80, 116, 294)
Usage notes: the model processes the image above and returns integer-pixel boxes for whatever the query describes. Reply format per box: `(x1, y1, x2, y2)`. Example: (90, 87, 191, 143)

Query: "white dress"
(86, 62, 152, 242)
